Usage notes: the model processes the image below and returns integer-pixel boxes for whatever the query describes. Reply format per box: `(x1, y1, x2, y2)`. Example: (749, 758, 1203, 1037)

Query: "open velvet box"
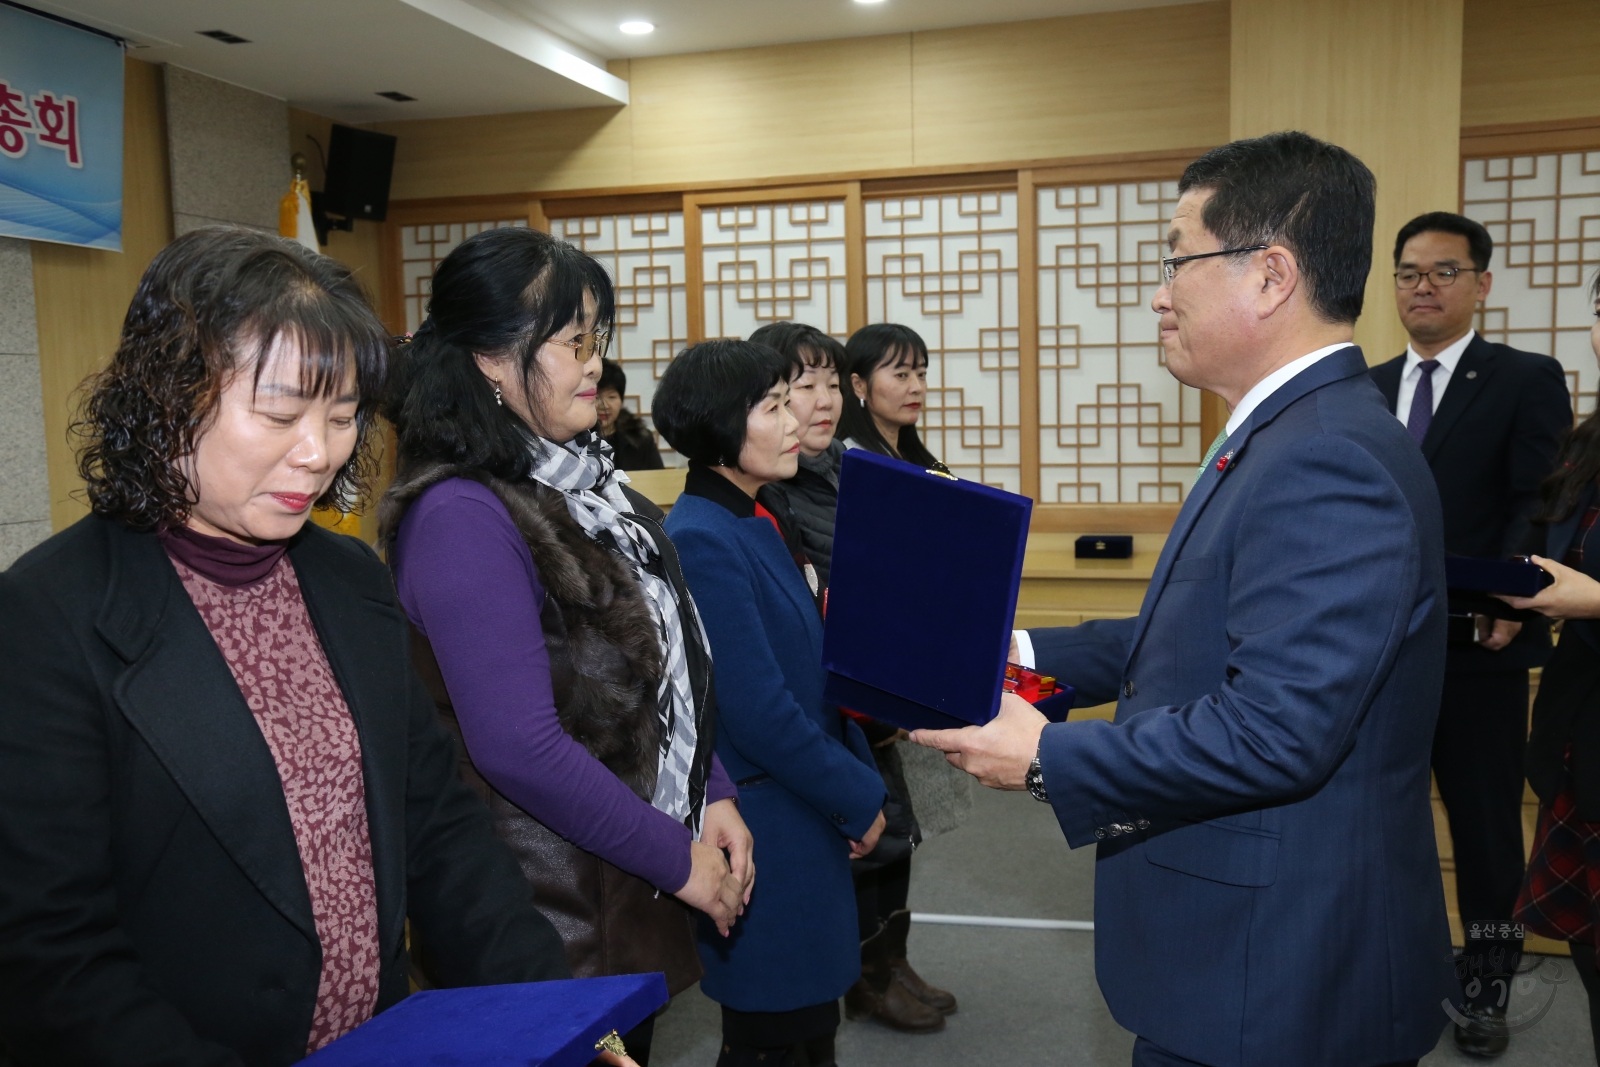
(822, 450, 1075, 731)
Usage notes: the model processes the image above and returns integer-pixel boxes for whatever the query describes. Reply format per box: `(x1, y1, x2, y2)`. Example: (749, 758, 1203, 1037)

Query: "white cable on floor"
(910, 913, 1093, 931)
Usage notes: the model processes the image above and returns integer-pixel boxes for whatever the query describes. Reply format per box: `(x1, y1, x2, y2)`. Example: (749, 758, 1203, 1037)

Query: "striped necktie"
(1195, 429, 1228, 486)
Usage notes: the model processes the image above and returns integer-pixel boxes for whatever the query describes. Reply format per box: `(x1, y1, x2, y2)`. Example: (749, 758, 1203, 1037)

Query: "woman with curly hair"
(0, 227, 580, 1067)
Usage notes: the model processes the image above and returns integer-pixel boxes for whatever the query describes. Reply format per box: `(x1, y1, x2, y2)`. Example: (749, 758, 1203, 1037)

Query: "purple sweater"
(393, 478, 734, 894)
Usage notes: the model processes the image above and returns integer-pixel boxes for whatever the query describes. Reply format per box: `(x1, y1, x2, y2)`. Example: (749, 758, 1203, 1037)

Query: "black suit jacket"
(1371, 333, 1570, 673)
(0, 517, 568, 1067)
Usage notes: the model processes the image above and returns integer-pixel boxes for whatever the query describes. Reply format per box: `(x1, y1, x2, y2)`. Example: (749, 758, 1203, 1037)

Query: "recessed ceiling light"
(376, 91, 416, 102)
(620, 20, 654, 34)
(197, 29, 251, 44)
(853, 0, 887, 5)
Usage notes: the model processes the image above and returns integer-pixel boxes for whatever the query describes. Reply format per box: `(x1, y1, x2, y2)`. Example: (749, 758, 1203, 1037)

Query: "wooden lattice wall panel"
(1463, 152, 1600, 416)
(701, 200, 850, 341)
(1036, 181, 1202, 504)
(551, 212, 687, 462)
(864, 192, 1022, 492)
(399, 219, 527, 333)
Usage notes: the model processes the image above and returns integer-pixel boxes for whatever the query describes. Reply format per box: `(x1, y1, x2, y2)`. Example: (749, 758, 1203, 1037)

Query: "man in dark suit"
(916, 132, 1457, 1067)
(1369, 211, 1570, 1056)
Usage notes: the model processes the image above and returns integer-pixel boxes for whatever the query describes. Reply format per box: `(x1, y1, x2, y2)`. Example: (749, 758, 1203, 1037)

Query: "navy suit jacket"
(664, 487, 883, 1012)
(1030, 347, 1456, 1066)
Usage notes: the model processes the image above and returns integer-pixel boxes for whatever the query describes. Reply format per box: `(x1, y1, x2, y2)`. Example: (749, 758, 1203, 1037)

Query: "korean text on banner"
(0, 4, 123, 250)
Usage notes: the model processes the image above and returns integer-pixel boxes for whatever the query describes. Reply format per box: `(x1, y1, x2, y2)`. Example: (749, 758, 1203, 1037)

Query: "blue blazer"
(665, 489, 884, 1012)
(1030, 348, 1457, 1067)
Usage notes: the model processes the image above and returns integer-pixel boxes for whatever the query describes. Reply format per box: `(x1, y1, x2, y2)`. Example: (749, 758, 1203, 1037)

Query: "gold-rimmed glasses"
(546, 329, 612, 361)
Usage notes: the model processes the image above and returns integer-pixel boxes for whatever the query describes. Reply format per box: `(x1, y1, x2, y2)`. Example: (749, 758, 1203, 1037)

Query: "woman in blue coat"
(654, 340, 886, 1067)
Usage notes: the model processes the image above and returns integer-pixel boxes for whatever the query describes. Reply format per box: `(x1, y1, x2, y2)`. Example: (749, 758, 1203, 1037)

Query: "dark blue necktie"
(1406, 359, 1441, 445)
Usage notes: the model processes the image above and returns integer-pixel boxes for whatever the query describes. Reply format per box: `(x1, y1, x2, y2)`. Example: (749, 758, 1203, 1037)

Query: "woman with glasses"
(381, 228, 753, 1066)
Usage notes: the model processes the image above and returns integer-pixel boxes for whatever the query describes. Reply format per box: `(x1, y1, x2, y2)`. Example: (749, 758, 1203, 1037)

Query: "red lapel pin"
(1217, 449, 1235, 473)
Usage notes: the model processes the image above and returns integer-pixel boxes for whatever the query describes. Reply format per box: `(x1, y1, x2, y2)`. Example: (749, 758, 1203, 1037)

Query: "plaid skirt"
(1515, 769, 1600, 948)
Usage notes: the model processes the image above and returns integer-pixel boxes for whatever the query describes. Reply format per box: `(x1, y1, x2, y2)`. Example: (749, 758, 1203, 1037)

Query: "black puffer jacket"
(768, 440, 844, 588)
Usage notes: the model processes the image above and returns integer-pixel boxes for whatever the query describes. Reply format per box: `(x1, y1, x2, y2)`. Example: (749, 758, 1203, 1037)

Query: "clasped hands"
(675, 797, 755, 937)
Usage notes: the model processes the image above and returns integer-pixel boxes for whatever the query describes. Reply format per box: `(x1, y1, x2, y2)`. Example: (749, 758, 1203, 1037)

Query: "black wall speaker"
(323, 124, 396, 223)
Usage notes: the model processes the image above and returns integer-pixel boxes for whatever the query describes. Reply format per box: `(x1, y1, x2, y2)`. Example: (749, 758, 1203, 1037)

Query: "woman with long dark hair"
(380, 228, 752, 1066)
(836, 323, 939, 466)
(0, 228, 573, 1066)
(1504, 271, 1600, 1062)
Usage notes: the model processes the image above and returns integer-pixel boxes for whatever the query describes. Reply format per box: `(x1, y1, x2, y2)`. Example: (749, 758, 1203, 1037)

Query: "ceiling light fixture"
(853, 0, 888, 5)
(376, 91, 417, 102)
(619, 21, 654, 34)
(197, 29, 251, 44)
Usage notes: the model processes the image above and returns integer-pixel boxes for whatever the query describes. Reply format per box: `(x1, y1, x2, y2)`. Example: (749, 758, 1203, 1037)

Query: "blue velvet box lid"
(822, 450, 1073, 731)
(298, 973, 668, 1067)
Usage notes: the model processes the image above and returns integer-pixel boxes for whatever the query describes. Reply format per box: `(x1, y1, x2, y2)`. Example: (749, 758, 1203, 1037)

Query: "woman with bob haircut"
(0, 227, 576, 1067)
(655, 339, 887, 1067)
(380, 227, 751, 1066)
(836, 322, 940, 467)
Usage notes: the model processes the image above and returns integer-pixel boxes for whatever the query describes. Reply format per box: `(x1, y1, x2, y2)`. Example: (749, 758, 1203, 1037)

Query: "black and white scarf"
(528, 430, 709, 836)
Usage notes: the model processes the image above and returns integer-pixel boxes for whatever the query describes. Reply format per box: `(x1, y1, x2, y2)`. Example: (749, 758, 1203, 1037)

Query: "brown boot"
(882, 909, 957, 1015)
(844, 921, 946, 1033)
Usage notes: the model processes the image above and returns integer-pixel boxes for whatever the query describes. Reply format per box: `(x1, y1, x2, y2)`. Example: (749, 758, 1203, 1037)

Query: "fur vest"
(380, 461, 714, 995)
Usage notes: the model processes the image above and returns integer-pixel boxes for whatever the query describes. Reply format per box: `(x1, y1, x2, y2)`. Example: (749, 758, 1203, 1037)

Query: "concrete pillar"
(0, 237, 53, 565)
(163, 65, 289, 236)
(1230, 0, 1464, 364)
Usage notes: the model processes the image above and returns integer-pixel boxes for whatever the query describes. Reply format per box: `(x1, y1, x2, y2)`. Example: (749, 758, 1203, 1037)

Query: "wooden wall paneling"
(32, 57, 173, 530)
(683, 195, 704, 344)
(624, 35, 914, 188)
(844, 182, 866, 333)
(1460, 116, 1600, 160)
(1031, 503, 1181, 533)
(528, 199, 548, 233)
(1016, 169, 1041, 501)
(1231, 0, 1464, 366)
(1461, 0, 1600, 129)
(542, 192, 685, 218)
(388, 199, 535, 227)
(378, 222, 405, 336)
(909, 3, 1230, 168)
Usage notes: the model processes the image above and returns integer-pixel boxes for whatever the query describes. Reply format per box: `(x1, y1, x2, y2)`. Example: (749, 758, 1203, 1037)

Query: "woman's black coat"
(0, 517, 569, 1067)
(1526, 486, 1600, 819)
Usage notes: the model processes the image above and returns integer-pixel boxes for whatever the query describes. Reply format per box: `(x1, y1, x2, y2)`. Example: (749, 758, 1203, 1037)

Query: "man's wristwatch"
(1025, 750, 1049, 803)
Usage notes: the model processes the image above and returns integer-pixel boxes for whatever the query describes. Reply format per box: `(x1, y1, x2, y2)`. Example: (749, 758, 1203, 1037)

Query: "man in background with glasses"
(1370, 212, 1570, 1057)
(918, 131, 1458, 1066)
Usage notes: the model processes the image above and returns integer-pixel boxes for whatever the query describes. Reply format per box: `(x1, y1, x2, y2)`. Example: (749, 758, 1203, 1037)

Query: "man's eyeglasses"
(1161, 245, 1269, 284)
(546, 329, 612, 361)
(1393, 267, 1480, 290)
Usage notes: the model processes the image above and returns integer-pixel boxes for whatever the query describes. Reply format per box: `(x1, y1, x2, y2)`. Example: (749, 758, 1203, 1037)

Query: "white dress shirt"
(1392, 329, 1474, 423)
(1014, 341, 1357, 671)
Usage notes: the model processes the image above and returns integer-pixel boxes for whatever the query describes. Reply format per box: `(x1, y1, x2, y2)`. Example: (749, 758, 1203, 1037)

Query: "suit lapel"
(1125, 347, 1372, 664)
(98, 525, 316, 942)
(289, 532, 412, 955)
(1421, 335, 1496, 461)
(743, 519, 823, 657)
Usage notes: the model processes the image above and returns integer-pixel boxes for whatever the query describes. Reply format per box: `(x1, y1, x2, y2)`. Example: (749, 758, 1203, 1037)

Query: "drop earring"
(492, 382, 503, 406)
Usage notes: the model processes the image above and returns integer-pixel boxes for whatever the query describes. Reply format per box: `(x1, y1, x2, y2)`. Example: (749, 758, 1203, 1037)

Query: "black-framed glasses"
(1161, 245, 1269, 283)
(546, 329, 612, 361)
(1393, 267, 1480, 289)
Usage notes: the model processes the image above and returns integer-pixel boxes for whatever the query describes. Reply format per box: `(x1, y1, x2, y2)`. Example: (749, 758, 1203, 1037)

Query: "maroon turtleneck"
(158, 525, 288, 586)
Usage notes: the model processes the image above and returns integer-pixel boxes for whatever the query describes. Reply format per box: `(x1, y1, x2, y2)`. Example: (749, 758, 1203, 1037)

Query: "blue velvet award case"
(298, 973, 668, 1067)
(822, 450, 1075, 731)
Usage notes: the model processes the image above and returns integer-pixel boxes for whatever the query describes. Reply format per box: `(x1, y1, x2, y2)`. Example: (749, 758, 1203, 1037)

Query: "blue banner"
(0, 4, 123, 250)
